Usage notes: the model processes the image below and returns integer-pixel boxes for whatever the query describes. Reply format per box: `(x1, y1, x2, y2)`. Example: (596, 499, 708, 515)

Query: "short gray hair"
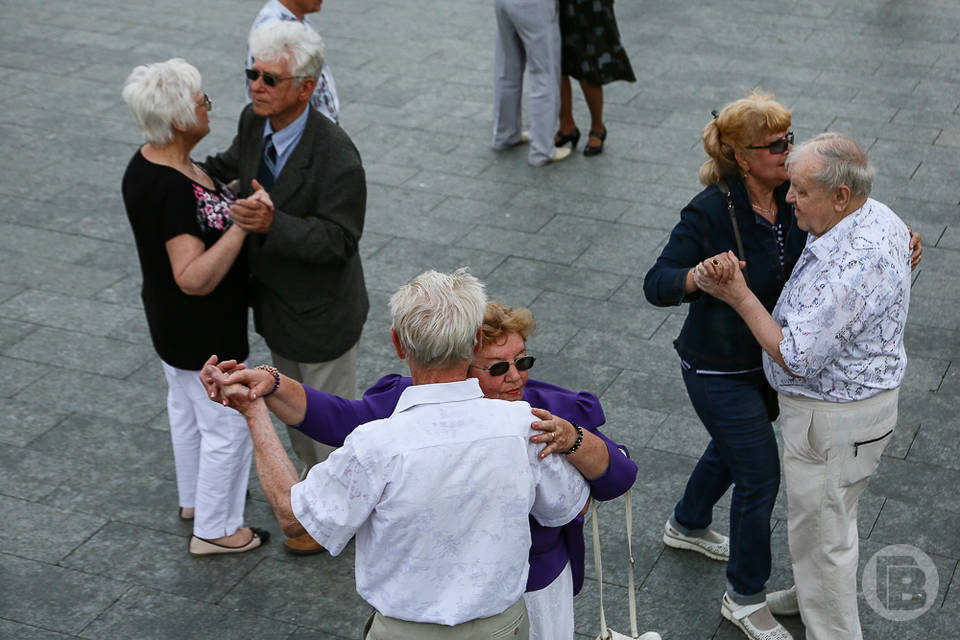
(390, 268, 487, 370)
(122, 58, 201, 147)
(787, 132, 874, 198)
(249, 21, 325, 82)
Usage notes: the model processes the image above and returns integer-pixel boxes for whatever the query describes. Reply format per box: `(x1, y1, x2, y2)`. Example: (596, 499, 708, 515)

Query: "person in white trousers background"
(492, 0, 570, 166)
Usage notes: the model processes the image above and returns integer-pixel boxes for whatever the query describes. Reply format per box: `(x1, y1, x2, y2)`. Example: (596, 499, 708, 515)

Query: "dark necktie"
(257, 133, 277, 191)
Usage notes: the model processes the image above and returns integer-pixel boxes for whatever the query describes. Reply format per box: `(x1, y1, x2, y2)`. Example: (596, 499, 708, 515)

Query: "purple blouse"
(291, 374, 638, 594)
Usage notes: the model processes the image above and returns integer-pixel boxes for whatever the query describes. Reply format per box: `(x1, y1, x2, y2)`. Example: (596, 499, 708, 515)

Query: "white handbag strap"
(591, 491, 638, 638)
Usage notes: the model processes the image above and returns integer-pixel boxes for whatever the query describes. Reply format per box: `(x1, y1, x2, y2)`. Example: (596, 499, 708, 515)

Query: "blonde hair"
(699, 89, 792, 186)
(481, 302, 536, 346)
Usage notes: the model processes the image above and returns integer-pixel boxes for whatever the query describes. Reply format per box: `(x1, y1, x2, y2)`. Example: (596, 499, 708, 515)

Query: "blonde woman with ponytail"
(642, 90, 800, 640)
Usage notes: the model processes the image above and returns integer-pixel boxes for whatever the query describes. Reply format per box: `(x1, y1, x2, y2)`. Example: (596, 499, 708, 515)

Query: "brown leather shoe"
(284, 532, 326, 556)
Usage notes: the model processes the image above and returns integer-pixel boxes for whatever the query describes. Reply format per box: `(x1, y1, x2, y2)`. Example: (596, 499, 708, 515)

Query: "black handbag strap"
(717, 180, 751, 289)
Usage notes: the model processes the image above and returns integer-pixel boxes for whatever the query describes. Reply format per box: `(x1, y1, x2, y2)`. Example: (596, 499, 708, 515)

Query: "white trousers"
(271, 344, 357, 478)
(163, 361, 252, 539)
(523, 562, 574, 640)
(492, 0, 561, 165)
(780, 389, 899, 640)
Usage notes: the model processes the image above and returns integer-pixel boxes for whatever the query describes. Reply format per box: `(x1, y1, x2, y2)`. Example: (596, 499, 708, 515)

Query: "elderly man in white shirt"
(692, 132, 911, 640)
(205, 268, 589, 639)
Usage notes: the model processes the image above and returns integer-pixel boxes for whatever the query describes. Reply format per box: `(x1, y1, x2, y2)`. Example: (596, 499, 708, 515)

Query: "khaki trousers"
(780, 389, 898, 640)
(363, 598, 528, 640)
(271, 344, 357, 478)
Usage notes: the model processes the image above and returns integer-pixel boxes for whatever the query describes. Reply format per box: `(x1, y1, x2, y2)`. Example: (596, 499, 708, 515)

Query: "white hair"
(122, 58, 201, 147)
(249, 21, 325, 82)
(787, 132, 874, 198)
(390, 268, 488, 370)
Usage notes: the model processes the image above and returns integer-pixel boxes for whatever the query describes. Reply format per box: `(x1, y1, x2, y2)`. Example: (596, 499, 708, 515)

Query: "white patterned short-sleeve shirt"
(290, 379, 589, 626)
(764, 198, 911, 402)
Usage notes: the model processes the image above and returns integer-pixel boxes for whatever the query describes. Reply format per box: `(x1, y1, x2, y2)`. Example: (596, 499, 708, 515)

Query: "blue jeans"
(673, 366, 780, 601)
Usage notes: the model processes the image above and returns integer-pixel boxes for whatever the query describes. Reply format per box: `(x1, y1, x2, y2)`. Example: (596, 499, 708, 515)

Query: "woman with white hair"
(121, 58, 270, 556)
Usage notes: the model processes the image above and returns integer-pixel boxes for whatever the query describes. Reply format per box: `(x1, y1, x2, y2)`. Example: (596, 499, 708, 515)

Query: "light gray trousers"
(781, 389, 898, 640)
(492, 0, 561, 165)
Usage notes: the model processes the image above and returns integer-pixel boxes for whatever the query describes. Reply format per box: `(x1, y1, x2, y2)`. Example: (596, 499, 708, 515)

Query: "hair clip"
(711, 110, 719, 119)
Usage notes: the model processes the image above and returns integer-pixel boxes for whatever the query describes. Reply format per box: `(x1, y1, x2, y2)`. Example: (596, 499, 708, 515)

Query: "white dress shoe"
(547, 146, 572, 163)
(766, 585, 799, 616)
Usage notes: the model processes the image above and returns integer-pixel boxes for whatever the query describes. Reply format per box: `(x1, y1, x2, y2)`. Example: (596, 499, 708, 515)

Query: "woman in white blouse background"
(693, 132, 913, 640)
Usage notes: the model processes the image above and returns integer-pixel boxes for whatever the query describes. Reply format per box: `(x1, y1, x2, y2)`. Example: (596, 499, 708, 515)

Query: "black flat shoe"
(584, 127, 607, 156)
(554, 127, 581, 148)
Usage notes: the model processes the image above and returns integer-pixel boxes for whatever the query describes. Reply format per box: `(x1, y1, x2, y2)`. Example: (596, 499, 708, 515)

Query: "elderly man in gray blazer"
(203, 20, 367, 556)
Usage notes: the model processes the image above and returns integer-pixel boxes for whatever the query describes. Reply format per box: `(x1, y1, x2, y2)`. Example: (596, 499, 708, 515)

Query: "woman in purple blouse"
(203, 302, 638, 639)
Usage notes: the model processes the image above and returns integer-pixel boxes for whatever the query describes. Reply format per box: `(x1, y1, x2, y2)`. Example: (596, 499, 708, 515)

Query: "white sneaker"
(637, 633, 662, 639)
(766, 585, 799, 616)
(721, 593, 793, 640)
(547, 146, 571, 163)
(662, 519, 729, 561)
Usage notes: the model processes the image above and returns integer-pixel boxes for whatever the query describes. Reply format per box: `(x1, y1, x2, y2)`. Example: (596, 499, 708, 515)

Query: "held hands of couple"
(230, 179, 274, 233)
(694, 250, 748, 304)
(200, 355, 274, 415)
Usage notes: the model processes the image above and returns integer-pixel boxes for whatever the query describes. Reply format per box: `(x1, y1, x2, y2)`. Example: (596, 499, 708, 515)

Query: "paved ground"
(0, 0, 958, 638)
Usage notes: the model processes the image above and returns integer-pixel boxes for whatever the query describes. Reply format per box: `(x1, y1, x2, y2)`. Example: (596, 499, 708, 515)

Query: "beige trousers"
(780, 389, 898, 640)
(271, 344, 357, 478)
(363, 598, 528, 640)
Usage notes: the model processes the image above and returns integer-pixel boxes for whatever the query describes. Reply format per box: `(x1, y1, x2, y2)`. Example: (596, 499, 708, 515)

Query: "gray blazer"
(204, 105, 368, 362)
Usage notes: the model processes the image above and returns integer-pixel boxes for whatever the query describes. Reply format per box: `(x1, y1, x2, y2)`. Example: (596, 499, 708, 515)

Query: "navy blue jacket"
(643, 179, 806, 371)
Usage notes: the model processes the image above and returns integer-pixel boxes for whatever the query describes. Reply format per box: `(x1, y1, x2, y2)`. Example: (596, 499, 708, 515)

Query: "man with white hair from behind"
(205, 268, 589, 639)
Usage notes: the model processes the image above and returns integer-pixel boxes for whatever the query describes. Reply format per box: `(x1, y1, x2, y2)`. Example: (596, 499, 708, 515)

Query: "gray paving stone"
(0, 495, 105, 563)
(0, 553, 129, 636)
(4, 327, 154, 378)
(81, 585, 297, 640)
(430, 195, 556, 233)
(0, 290, 141, 337)
(29, 413, 172, 479)
(15, 370, 165, 426)
(0, 252, 125, 298)
(0, 619, 73, 640)
(457, 224, 587, 266)
(871, 496, 960, 558)
(0, 442, 70, 502)
(220, 554, 368, 636)
(0, 398, 68, 448)
(487, 256, 627, 300)
(62, 521, 273, 602)
(529, 291, 666, 339)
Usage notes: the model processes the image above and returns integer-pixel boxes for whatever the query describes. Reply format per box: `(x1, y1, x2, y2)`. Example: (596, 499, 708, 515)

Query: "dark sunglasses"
(747, 131, 794, 154)
(470, 355, 536, 377)
(245, 68, 307, 88)
(200, 92, 212, 110)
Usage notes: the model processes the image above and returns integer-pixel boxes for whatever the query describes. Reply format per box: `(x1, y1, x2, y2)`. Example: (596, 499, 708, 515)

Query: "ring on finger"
(711, 258, 721, 267)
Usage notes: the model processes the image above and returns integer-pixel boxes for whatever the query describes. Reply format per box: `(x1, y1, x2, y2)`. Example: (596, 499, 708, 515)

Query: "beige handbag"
(591, 492, 663, 640)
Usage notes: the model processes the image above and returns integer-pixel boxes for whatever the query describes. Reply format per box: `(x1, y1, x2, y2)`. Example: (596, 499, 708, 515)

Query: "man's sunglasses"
(245, 68, 308, 88)
(470, 356, 536, 377)
(747, 131, 794, 154)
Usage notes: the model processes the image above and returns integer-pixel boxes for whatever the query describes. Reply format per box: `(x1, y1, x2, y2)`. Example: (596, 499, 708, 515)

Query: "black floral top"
(121, 149, 249, 370)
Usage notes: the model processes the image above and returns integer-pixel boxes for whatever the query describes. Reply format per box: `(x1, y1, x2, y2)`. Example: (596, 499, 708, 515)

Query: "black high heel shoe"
(584, 127, 607, 157)
(554, 127, 581, 148)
